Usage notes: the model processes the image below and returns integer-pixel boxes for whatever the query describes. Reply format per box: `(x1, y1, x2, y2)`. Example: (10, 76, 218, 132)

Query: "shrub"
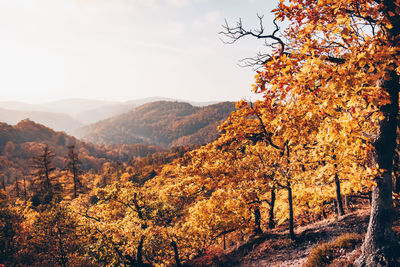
(304, 233, 363, 267)
(332, 233, 362, 249)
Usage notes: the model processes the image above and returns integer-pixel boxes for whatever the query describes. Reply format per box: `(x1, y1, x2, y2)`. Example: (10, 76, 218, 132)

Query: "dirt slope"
(240, 210, 369, 266)
(190, 209, 372, 266)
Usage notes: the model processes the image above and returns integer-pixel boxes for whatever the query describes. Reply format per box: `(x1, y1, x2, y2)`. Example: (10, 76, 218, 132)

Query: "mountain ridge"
(0, 97, 223, 127)
(75, 100, 236, 148)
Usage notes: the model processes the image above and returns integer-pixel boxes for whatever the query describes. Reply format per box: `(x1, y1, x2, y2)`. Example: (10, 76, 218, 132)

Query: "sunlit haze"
(0, 0, 278, 104)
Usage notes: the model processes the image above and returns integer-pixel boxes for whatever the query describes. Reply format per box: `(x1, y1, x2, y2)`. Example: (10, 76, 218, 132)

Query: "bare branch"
(220, 16, 285, 68)
(220, 14, 346, 68)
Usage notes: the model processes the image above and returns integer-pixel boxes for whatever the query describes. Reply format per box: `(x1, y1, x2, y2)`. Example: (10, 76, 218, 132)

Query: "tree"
(30, 145, 61, 206)
(74, 182, 179, 266)
(221, 1, 400, 265)
(3, 141, 15, 157)
(19, 203, 86, 267)
(0, 190, 21, 265)
(65, 144, 82, 199)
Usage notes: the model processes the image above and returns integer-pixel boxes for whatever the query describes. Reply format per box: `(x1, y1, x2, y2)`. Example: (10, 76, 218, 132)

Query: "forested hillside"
(0, 98, 220, 127)
(75, 101, 236, 147)
(0, 119, 166, 187)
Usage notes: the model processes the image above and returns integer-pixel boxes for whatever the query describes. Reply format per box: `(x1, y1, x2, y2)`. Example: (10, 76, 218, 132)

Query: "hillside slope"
(75, 101, 236, 147)
(189, 209, 373, 266)
(75, 103, 137, 124)
(0, 98, 220, 125)
(0, 120, 163, 178)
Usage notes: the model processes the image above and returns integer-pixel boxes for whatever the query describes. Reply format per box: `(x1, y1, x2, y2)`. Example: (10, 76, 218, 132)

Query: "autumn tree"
(221, 0, 400, 265)
(3, 141, 15, 158)
(154, 125, 282, 251)
(65, 144, 82, 199)
(74, 182, 181, 266)
(0, 190, 21, 265)
(18, 203, 87, 267)
(216, 100, 316, 240)
(30, 145, 61, 206)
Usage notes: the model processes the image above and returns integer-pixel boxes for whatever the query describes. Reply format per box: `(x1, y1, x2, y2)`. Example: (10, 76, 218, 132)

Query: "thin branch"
(220, 16, 285, 68)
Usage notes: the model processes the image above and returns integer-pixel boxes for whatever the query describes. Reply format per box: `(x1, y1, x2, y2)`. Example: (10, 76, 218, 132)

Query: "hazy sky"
(0, 0, 278, 103)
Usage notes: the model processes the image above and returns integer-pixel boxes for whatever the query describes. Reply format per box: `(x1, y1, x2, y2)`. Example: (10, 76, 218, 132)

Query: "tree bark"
(254, 207, 262, 234)
(268, 185, 276, 229)
(171, 240, 182, 267)
(393, 149, 400, 193)
(15, 176, 20, 198)
(23, 175, 27, 202)
(334, 172, 345, 216)
(356, 69, 399, 266)
(287, 180, 295, 240)
(137, 236, 145, 266)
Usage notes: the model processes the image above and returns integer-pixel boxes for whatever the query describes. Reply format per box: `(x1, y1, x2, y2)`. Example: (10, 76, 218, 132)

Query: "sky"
(0, 0, 279, 104)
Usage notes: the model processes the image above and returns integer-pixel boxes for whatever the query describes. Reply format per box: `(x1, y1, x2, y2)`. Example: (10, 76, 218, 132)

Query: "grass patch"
(304, 233, 363, 267)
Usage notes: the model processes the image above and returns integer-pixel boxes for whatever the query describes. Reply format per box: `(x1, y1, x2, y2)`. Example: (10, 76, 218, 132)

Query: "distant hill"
(38, 98, 119, 116)
(0, 99, 117, 116)
(0, 108, 84, 133)
(75, 103, 137, 124)
(124, 97, 219, 107)
(0, 97, 221, 126)
(0, 119, 164, 173)
(75, 101, 236, 147)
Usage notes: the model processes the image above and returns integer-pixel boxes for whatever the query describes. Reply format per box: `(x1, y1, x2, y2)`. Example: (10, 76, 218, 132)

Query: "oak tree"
(222, 0, 400, 265)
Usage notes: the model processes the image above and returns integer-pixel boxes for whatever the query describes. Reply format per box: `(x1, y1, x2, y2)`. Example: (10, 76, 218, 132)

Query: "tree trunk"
(171, 240, 182, 267)
(268, 185, 276, 229)
(15, 176, 20, 198)
(334, 172, 345, 216)
(393, 172, 400, 194)
(287, 180, 295, 240)
(137, 236, 145, 266)
(393, 150, 400, 193)
(356, 69, 399, 266)
(23, 175, 27, 202)
(72, 161, 78, 199)
(57, 229, 68, 267)
(254, 207, 262, 234)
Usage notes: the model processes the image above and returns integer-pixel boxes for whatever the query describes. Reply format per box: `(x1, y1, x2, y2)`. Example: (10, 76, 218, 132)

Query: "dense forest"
(0, 119, 165, 175)
(2, 0, 400, 266)
(75, 101, 236, 148)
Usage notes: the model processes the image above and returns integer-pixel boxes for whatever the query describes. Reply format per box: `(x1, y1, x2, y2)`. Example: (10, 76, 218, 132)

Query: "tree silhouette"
(30, 145, 61, 206)
(65, 144, 82, 199)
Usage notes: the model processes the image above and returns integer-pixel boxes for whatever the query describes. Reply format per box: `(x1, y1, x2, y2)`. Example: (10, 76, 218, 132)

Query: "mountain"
(75, 101, 236, 147)
(124, 97, 219, 107)
(38, 98, 119, 116)
(0, 108, 84, 133)
(0, 119, 164, 173)
(75, 103, 137, 124)
(0, 101, 40, 111)
(76, 98, 220, 124)
(0, 99, 117, 116)
(0, 98, 221, 126)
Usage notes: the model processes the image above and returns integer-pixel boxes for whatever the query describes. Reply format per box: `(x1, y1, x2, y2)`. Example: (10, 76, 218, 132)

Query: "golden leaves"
(49, 2, 400, 265)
